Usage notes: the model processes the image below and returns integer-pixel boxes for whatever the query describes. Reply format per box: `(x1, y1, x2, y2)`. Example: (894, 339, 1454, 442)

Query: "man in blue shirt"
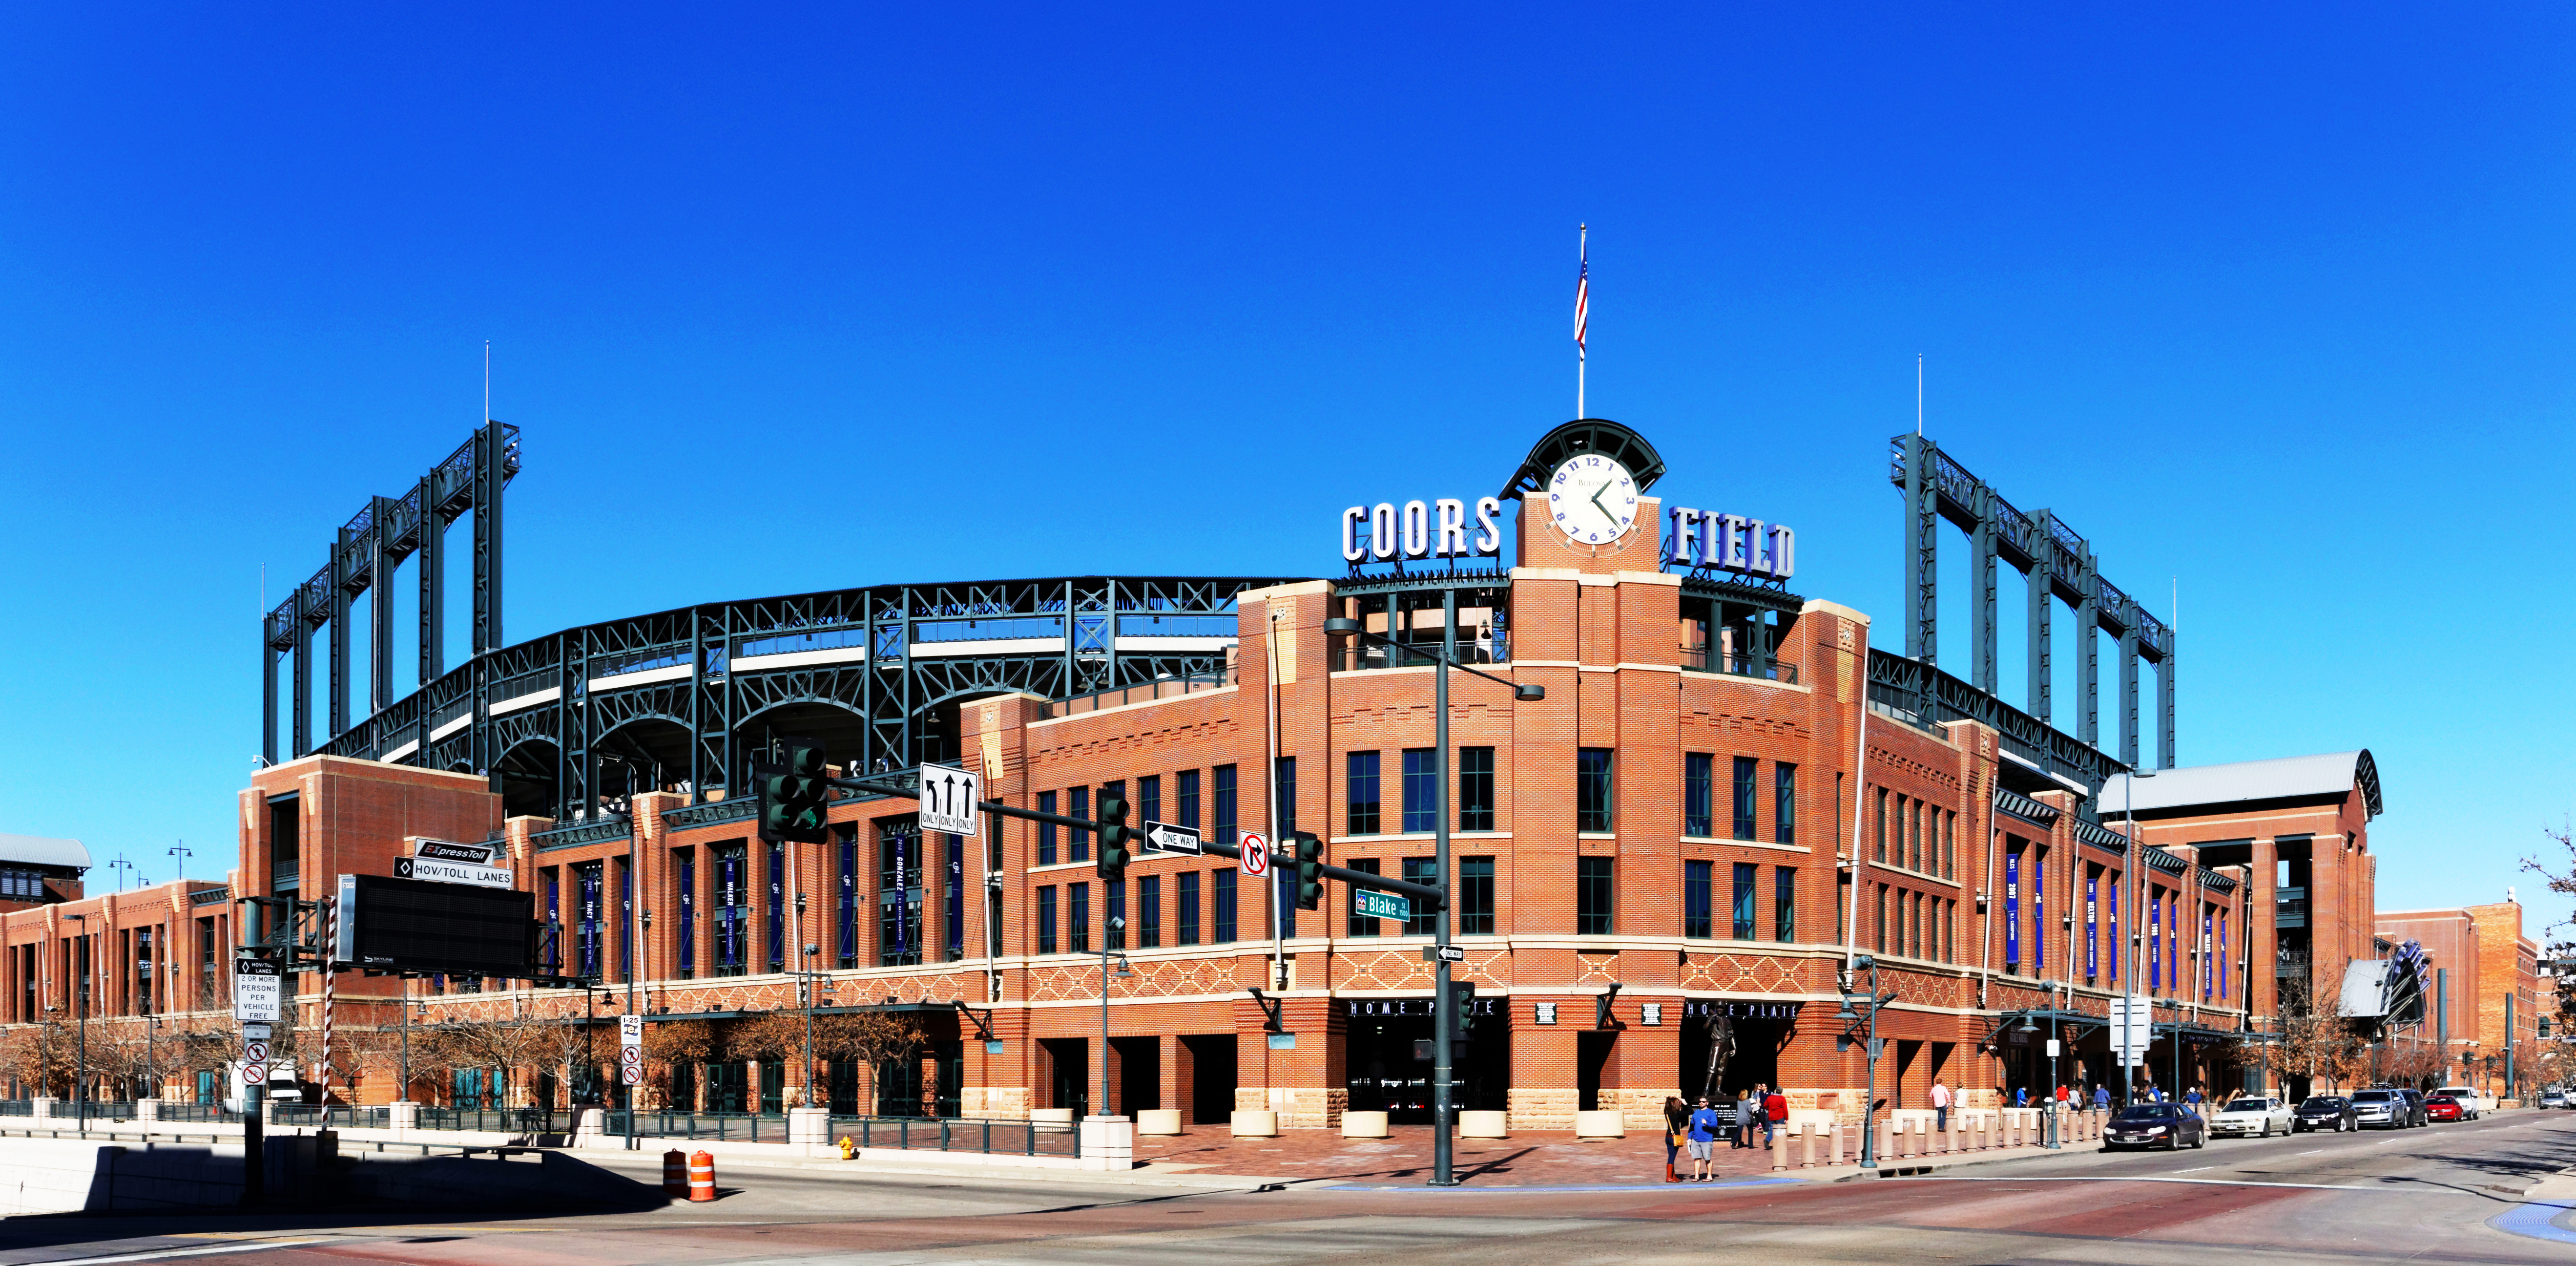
(1686, 1096, 1725, 1182)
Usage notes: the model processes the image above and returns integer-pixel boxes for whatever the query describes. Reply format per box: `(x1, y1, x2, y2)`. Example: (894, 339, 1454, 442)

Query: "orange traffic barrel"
(663, 1147, 688, 1195)
(687, 1149, 717, 1202)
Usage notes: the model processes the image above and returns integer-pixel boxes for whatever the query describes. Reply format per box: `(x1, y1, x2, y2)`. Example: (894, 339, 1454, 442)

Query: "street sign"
(2109, 997, 2153, 1063)
(243, 1040, 270, 1064)
(392, 855, 514, 889)
(241, 1062, 266, 1085)
(233, 958, 282, 1023)
(1353, 889, 1411, 922)
(619, 1014, 644, 1045)
(412, 837, 502, 865)
(240, 1022, 272, 1042)
(918, 763, 981, 836)
(1143, 822, 1201, 855)
(620, 1046, 644, 1086)
(1425, 945, 1466, 963)
(1238, 831, 1269, 878)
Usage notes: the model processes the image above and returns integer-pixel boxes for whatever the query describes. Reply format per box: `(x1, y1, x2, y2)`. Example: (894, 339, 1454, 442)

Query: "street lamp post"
(1323, 612, 1544, 1189)
(2119, 767, 2157, 1106)
(68, 912, 88, 1130)
(1842, 955, 1886, 1167)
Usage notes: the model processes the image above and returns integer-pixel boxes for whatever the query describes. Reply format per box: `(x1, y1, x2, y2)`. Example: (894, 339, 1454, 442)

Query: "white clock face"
(1546, 454, 1639, 545)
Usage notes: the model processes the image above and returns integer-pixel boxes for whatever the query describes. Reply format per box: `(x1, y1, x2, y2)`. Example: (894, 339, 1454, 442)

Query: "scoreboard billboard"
(334, 873, 537, 978)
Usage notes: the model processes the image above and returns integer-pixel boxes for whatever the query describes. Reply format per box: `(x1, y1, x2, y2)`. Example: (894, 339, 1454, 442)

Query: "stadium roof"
(2100, 750, 2381, 822)
(0, 833, 91, 870)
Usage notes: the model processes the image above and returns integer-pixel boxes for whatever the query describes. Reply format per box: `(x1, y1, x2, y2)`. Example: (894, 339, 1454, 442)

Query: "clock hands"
(1589, 479, 1616, 522)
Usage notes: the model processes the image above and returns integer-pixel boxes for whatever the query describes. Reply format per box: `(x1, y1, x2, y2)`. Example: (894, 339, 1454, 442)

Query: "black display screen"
(336, 873, 536, 978)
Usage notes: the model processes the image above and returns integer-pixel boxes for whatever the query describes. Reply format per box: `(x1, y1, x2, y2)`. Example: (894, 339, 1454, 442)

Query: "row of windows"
(1037, 767, 1242, 865)
(1872, 883, 1959, 963)
(1343, 749, 1797, 839)
(1035, 869, 1240, 954)
(1874, 788, 1955, 878)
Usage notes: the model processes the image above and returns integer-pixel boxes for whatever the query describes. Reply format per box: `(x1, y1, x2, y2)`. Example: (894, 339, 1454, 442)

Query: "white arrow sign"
(918, 763, 981, 836)
(1143, 822, 1201, 855)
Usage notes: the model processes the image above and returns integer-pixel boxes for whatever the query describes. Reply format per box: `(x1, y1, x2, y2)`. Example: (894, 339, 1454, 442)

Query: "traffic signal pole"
(1432, 591, 1455, 1187)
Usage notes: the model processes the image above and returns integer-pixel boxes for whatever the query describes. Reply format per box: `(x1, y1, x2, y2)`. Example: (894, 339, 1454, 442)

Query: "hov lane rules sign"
(1238, 831, 1269, 878)
(233, 958, 282, 1023)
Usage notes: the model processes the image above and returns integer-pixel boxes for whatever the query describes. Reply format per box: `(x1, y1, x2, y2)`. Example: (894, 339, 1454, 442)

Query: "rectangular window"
(1401, 749, 1436, 833)
(1138, 775, 1162, 828)
(1732, 757, 1758, 841)
(1684, 753, 1713, 838)
(1138, 874, 1162, 948)
(1459, 747, 1496, 831)
(1347, 752, 1382, 835)
(1874, 788, 1888, 861)
(1347, 859, 1382, 936)
(1037, 886, 1059, 955)
(1733, 862, 1758, 939)
(1943, 810, 1955, 878)
(1775, 866, 1796, 943)
(1106, 878, 1126, 951)
(1212, 869, 1237, 943)
(1214, 765, 1238, 843)
(1775, 764, 1797, 845)
(1577, 856, 1615, 934)
(1683, 860, 1712, 938)
(1577, 749, 1614, 832)
(1459, 857, 1496, 935)
(1908, 799, 1923, 873)
(1402, 858, 1438, 935)
(1177, 871, 1201, 946)
(1037, 792, 1059, 866)
(1274, 756, 1297, 837)
(1069, 786, 1091, 862)
(1178, 770, 1201, 830)
(1874, 884, 1888, 953)
(1069, 882, 1091, 953)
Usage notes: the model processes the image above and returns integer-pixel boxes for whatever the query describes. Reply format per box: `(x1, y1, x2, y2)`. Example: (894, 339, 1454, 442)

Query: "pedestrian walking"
(1662, 1096, 1689, 1183)
(1763, 1085, 1787, 1146)
(2014, 1085, 2029, 1107)
(1687, 1097, 1725, 1181)
(1731, 1089, 1754, 1148)
(1931, 1078, 1952, 1133)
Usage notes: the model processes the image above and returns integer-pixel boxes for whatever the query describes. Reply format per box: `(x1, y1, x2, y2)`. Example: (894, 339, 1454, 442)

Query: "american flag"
(1573, 228, 1589, 361)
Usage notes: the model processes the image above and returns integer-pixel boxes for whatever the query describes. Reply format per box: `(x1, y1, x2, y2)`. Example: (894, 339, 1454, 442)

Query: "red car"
(2424, 1095, 2465, 1122)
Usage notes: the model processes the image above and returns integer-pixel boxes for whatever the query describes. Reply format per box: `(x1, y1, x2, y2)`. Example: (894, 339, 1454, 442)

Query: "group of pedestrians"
(1662, 1086, 1786, 1182)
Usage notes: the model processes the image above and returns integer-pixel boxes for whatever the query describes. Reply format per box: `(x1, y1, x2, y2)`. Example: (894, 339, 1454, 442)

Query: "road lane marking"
(21, 1241, 333, 1266)
(1912, 1176, 2383, 1191)
(2297, 1149, 2323, 1155)
(2170, 1166, 2213, 1173)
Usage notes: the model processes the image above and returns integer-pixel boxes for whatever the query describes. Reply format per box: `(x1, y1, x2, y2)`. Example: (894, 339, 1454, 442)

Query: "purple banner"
(2108, 877, 2120, 982)
(2202, 908, 2214, 1000)
(2085, 873, 2099, 979)
(2149, 893, 2161, 991)
(2003, 849, 2021, 968)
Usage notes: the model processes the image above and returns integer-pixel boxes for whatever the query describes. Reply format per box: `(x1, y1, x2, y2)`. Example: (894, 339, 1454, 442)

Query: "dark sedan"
(2104, 1102, 2207, 1151)
(2293, 1095, 2358, 1132)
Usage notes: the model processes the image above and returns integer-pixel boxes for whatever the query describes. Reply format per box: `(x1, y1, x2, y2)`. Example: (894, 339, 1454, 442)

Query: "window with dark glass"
(1347, 859, 1381, 936)
(675, 848, 696, 979)
(1212, 869, 1236, 942)
(1402, 858, 1437, 935)
(1401, 749, 1435, 832)
(1106, 878, 1126, 951)
(1038, 792, 1059, 865)
(1214, 765, 1237, 843)
(714, 842, 748, 977)
(1684, 860, 1712, 938)
(1274, 757, 1297, 837)
(1577, 855, 1615, 934)
(1684, 753, 1713, 837)
(766, 840, 787, 972)
(1577, 749, 1614, 832)
(1347, 752, 1381, 835)
(1069, 882, 1090, 953)
(835, 824, 859, 967)
(1138, 775, 1162, 827)
(1775, 866, 1796, 942)
(1459, 857, 1495, 935)
(1139, 874, 1162, 948)
(1733, 862, 1758, 939)
(1177, 871, 1201, 946)
(1732, 757, 1758, 841)
(1874, 788, 1888, 862)
(1037, 886, 1059, 954)
(1459, 747, 1496, 831)
(1775, 763, 1797, 845)
(1068, 786, 1090, 862)
(1178, 769, 1201, 830)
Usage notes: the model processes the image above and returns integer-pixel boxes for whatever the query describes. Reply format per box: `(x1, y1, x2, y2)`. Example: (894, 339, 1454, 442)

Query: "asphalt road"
(3, 1111, 2571, 1266)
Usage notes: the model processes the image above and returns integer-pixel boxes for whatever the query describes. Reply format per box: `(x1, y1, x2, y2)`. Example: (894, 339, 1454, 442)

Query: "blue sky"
(1, 5, 2570, 938)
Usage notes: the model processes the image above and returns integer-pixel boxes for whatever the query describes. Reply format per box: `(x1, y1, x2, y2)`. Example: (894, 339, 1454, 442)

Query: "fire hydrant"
(836, 1135, 856, 1160)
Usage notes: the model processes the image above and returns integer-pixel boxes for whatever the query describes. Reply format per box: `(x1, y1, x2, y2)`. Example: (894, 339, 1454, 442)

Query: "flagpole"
(1576, 224, 1588, 418)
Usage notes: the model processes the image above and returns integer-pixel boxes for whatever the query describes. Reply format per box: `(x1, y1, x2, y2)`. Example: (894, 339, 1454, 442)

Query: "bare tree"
(2272, 976, 2366, 1092)
(809, 1013, 925, 1116)
(0, 1020, 76, 1097)
(639, 1019, 715, 1111)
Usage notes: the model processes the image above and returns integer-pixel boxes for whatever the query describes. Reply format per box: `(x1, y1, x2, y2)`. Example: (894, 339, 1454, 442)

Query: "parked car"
(2430, 1085, 2489, 1118)
(2105, 1102, 2207, 1151)
(2397, 1088, 2431, 1127)
(2540, 1088, 2571, 1109)
(2210, 1096, 2296, 1138)
(2425, 1095, 2466, 1122)
(2351, 1089, 2408, 1129)
(2293, 1096, 2358, 1132)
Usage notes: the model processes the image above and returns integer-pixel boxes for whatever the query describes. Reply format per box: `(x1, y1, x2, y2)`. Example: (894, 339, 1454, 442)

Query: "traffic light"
(758, 737, 831, 844)
(1096, 795, 1133, 880)
(1292, 832, 1323, 910)
(1445, 978, 1477, 1038)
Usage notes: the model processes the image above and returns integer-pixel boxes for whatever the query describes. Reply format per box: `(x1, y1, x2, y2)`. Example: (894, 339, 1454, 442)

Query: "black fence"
(599, 1111, 791, 1142)
(828, 1116, 1079, 1157)
(274, 1104, 391, 1129)
(158, 1103, 244, 1123)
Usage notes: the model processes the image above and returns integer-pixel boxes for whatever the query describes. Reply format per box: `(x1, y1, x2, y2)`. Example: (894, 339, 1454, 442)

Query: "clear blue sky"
(2, 6, 2570, 938)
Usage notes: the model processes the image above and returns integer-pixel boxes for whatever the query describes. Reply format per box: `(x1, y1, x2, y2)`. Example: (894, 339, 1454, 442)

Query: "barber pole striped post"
(316, 897, 335, 1105)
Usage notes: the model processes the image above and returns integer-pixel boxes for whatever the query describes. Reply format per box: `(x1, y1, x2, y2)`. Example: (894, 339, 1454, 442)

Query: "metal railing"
(601, 1110, 789, 1142)
(1680, 646, 1799, 683)
(418, 1106, 550, 1134)
(0, 1100, 30, 1117)
(1342, 637, 1508, 672)
(80, 1100, 139, 1121)
(1050, 666, 1231, 717)
(158, 1102, 243, 1123)
(828, 1116, 1079, 1157)
(275, 1104, 391, 1129)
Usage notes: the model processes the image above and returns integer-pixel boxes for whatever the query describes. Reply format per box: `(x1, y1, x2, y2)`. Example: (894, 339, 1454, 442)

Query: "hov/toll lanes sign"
(919, 764, 980, 836)
(1238, 831, 1269, 878)
(233, 958, 282, 1023)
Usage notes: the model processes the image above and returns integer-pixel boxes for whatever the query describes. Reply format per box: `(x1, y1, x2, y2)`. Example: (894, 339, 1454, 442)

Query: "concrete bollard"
(1770, 1121, 1787, 1171)
(1801, 1122, 1818, 1169)
(1829, 1122, 1846, 1167)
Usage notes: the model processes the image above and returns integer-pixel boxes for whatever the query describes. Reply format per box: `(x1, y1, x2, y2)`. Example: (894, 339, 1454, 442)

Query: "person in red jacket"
(1762, 1086, 1788, 1146)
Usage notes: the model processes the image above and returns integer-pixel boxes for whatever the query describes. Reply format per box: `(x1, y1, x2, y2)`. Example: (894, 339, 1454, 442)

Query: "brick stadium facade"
(1, 422, 2389, 1122)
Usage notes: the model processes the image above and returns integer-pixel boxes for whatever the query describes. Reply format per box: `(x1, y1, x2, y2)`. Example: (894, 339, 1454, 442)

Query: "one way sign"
(1142, 822, 1201, 855)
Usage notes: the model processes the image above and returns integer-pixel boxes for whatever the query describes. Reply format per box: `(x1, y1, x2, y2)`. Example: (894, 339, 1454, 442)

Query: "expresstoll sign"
(1340, 497, 1506, 564)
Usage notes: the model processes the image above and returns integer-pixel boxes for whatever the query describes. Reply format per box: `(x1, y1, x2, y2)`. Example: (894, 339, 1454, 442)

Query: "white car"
(2209, 1095, 2296, 1138)
(2430, 1086, 2490, 1118)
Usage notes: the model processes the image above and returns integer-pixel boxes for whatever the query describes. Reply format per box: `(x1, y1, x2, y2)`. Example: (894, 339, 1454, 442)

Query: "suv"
(2350, 1088, 2407, 1129)
(2540, 1088, 2571, 1109)
(2430, 1085, 2489, 1118)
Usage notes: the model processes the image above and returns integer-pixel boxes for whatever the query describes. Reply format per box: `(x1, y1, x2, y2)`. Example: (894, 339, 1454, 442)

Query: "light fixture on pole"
(67, 911, 89, 1130)
(1322, 613, 1542, 1190)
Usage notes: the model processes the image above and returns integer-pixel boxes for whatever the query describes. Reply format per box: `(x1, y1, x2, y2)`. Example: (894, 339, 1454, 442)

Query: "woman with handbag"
(1662, 1096, 1690, 1182)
